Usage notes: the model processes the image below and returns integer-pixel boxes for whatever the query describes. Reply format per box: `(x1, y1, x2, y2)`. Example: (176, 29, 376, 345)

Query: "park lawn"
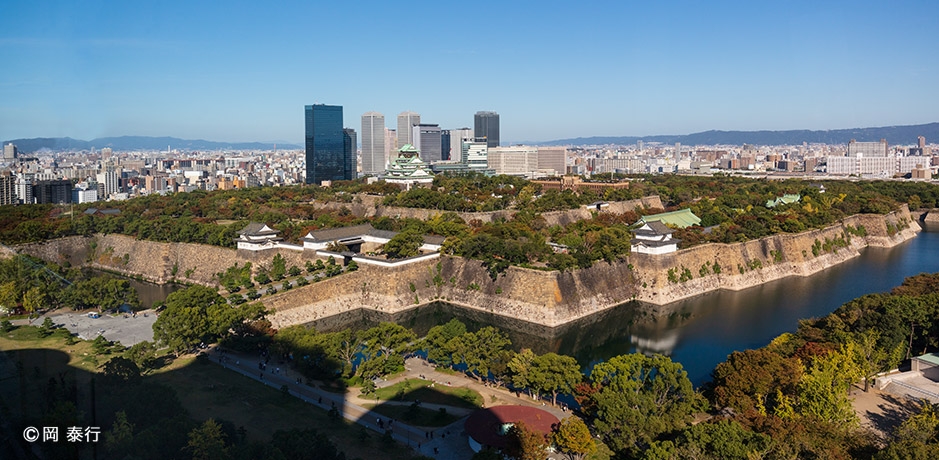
(149, 358, 420, 460)
(0, 325, 102, 373)
(365, 378, 483, 409)
(361, 402, 463, 428)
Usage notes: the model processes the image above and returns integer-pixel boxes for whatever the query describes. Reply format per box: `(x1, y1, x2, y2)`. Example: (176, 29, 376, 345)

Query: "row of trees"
(0, 256, 140, 314)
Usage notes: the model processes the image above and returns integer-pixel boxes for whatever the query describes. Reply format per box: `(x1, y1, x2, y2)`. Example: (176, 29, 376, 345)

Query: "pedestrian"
(260, 373, 263, 380)
(318, 397, 322, 404)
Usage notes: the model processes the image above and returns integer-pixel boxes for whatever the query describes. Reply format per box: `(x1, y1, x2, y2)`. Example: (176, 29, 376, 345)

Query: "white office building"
(396, 111, 420, 148)
(361, 112, 386, 176)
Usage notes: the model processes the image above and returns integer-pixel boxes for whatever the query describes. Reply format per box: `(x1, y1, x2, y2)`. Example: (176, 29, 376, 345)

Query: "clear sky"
(1, 0, 937, 144)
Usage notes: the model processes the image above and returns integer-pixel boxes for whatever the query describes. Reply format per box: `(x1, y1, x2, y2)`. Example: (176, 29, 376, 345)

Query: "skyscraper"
(440, 130, 452, 161)
(3, 143, 17, 160)
(343, 128, 357, 178)
(474, 111, 500, 148)
(384, 128, 396, 170)
(305, 104, 354, 184)
(920, 136, 927, 150)
(450, 128, 474, 161)
(412, 124, 442, 163)
(397, 111, 421, 148)
(361, 112, 386, 176)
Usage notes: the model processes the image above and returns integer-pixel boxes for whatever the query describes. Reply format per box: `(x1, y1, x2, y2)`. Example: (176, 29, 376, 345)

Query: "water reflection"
(83, 269, 184, 309)
(309, 224, 939, 386)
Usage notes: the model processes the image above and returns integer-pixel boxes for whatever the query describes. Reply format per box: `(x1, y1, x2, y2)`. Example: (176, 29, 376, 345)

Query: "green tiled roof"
(766, 194, 801, 208)
(915, 353, 939, 366)
(638, 208, 701, 229)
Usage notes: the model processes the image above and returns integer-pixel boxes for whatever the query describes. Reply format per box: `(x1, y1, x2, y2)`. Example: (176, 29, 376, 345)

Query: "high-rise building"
(0, 172, 14, 205)
(361, 112, 386, 176)
(450, 128, 474, 160)
(3, 143, 16, 160)
(343, 128, 357, 177)
(305, 104, 354, 184)
(462, 140, 489, 170)
(15, 178, 32, 204)
(96, 170, 120, 197)
(412, 124, 442, 163)
(474, 111, 500, 148)
(33, 180, 72, 204)
(920, 136, 927, 150)
(440, 130, 452, 161)
(396, 111, 421, 148)
(384, 128, 396, 170)
(847, 139, 888, 157)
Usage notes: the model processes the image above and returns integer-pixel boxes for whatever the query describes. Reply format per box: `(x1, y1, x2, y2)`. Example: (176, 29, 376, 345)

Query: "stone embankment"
(12, 206, 921, 330)
(310, 194, 664, 226)
(265, 206, 920, 328)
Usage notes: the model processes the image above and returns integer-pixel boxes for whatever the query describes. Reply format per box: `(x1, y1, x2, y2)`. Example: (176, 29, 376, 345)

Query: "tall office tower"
(440, 130, 452, 160)
(675, 143, 681, 158)
(412, 124, 442, 162)
(96, 170, 120, 197)
(101, 147, 113, 161)
(0, 172, 14, 205)
(361, 112, 386, 176)
(305, 104, 354, 184)
(3, 143, 16, 160)
(474, 111, 500, 148)
(396, 111, 420, 148)
(15, 178, 32, 204)
(920, 136, 927, 150)
(343, 128, 357, 177)
(847, 139, 888, 157)
(450, 128, 474, 161)
(537, 147, 568, 176)
(384, 128, 396, 169)
(33, 180, 72, 204)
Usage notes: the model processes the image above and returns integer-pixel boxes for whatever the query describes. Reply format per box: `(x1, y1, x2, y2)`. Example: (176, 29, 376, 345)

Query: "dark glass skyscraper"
(440, 130, 451, 161)
(474, 111, 500, 148)
(305, 104, 354, 184)
(343, 128, 357, 178)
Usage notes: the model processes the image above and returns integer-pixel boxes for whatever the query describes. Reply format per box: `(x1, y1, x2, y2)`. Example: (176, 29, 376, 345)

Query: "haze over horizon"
(2, 1, 937, 144)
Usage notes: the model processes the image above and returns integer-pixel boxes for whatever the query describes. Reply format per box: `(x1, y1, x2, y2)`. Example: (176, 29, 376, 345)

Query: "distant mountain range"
(520, 122, 939, 147)
(1, 136, 301, 153)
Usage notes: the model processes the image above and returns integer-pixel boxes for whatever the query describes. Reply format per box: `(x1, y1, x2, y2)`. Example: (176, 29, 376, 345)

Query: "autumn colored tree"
(709, 348, 802, 413)
(552, 417, 595, 460)
(505, 421, 546, 460)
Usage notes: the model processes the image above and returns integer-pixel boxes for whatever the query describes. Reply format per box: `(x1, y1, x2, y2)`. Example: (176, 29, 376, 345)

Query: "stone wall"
(12, 206, 921, 331)
(16, 234, 316, 286)
(629, 205, 921, 305)
(264, 206, 920, 329)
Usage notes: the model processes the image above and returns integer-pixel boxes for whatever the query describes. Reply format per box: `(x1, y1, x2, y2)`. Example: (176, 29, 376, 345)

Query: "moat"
(308, 223, 939, 386)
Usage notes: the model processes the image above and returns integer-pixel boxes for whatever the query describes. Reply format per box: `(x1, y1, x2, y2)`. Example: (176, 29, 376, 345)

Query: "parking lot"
(48, 311, 157, 346)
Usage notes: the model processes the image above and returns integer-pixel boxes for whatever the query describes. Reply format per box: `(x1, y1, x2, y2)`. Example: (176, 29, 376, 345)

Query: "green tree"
(104, 411, 135, 459)
(586, 353, 699, 455)
(450, 326, 510, 382)
(270, 254, 287, 280)
(552, 417, 595, 460)
(103, 356, 141, 382)
(529, 353, 581, 405)
(853, 329, 904, 392)
(22, 286, 43, 315)
(357, 322, 415, 380)
(152, 286, 243, 356)
(641, 420, 771, 460)
(124, 340, 158, 371)
(422, 319, 466, 367)
(187, 419, 231, 460)
(383, 230, 424, 259)
(797, 344, 861, 428)
(508, 349, 536, 398)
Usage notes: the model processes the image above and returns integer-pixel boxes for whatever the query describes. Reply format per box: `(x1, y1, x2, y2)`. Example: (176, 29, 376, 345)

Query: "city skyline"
(2, 1, 938, 143)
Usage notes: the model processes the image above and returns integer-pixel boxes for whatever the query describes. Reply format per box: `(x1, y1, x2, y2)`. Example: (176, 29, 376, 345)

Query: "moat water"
(311, 223, 939, 386)
(84, 269, 185, 309)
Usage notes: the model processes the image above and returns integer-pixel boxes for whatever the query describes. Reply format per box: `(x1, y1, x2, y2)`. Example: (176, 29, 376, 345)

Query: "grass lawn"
(361, 402, 463, 428)
(364, 378, 483, 409)
(0, 325, 423, 460)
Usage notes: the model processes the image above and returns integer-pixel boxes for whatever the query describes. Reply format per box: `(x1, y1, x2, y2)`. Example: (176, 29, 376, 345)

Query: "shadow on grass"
(0, 333, 424, 460)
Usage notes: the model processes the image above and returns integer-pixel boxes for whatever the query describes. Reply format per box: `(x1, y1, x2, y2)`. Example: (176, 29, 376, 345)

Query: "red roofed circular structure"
(464, 405, 560, 452)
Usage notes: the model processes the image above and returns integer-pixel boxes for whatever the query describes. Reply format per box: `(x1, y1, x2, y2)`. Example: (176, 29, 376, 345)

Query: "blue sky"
(1, 0, 937, 144)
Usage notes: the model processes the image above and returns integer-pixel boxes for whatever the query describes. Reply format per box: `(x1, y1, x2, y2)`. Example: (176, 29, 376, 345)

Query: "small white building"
(631, 221, 679, 255)
(301, 223, 443, 253)
(234, 223, 282, 250)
